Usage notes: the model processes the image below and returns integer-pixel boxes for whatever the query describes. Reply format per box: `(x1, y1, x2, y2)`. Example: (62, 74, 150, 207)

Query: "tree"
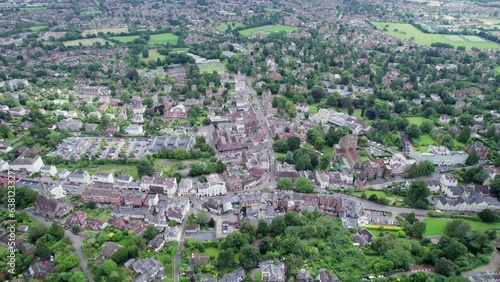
(196, 210, 210, 227)
(419, 120, 433, 134)
(478, 209, 496, 222)
(287, 136, 301, 151)
(465, 150, 480, 165)
(270, 216, 286, 237)
(71, 225, 80, 234)
(58, 255, 79, 271)
(406, 124, 421, 139)
(457, 127, 471, 143)
(256, 220, 269, 237)
(137, 160, 154, 177)
(239, 245, 260, 271)
(273, 139, 288, 153)
(444, 220, 471, 239)
(434, 257, 455, 277)
(48, 223, 65, 240)
(240, 221, 256, 242)
(311, 87, 325, 102)
(319, 155, 330, 169)
(111, 247, 130, 264)
(1, 186, 38, 209)
(405, 180, 429, 208)
(217, 250, 235, 270)
(314, 136, 325, 150)
(142, 224, 158, 241)
(259, 237, 272, 255)
(285, 211, 304, 226)
(208, 218, 216, 228)
(295, 177, 315, 193)
(277, 178, 293, 191)
(102, 259, 118, 275)
(28, 225, 48, 243)
(407, 222, 426, 239)
(35, 241, 51, 259)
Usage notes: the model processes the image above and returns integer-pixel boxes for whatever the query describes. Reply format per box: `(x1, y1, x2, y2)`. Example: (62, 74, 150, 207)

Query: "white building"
(10, 156, 44, 173)
(419, 145, 468, 165)
(40, 165, 58, 177)
(0, 160, 9, 171)
(68, 170, 92, 185)
(440, 174, 458, 188)
(49, 185, 67, 199)
(95, 172, 115, 184)
(383, 153, 416, 175)
(196, 181, 227, 197)
(125, 124, 144, 136)
(178, 178, 194, 197)
(140, 176, 177, 196)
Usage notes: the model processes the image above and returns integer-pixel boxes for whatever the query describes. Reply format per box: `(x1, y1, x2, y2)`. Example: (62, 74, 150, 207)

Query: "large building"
(418, 145, 468, 165)
(10, 156, 44, 173)
(333, 135, 361, 169)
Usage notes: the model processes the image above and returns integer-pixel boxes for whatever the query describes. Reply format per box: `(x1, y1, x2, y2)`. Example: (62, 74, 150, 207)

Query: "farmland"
(198, 63, 227, 73)
(371, 21, 500, 50)
(63, 38, 110, 46)
(423, 219, 500, 236)
(148, 33, 179, 45)
(110, 35, 140, 43)
(239, 25, 299, 37)
(216, 22, 244, 32)
(81, 27, 129, 36)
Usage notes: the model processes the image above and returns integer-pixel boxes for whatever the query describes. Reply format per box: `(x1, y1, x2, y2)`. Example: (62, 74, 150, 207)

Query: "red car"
(460, 212, 465, 215)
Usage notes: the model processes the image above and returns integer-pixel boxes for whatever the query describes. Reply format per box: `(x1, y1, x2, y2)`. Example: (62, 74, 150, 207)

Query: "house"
(189, 255, 209, 265)
(0, 159, 9, 171)
(467, 143, 489, 160)
(0, 144, 13, 153)
(148, 234, 165, 252)
(100, 242, 122, 259)
(440, 174, 458, 188)
(82, 188, 122, 205)
(185, 224, 200, 233)
(20, 243, 36, 256)
(220, 267, 245, 282)
(353, 228, 376, 246)
(426, 180, 441, 193)
(27, 260, 54, 279)
(164, 228, 179, 242)
(17, 225, 29, 233)
(64, 211, 88, 228)
(116, 175, 134, 184)
(34, 198, 71, 218)
(57, 119, 83, 131)
(88, 218, 108, 230)
(317, 269, 340, 282)
(442, 186, 463, 198)
(40, 165, 58, 177)
(196, 181, 227, 197)
(10, 155, 44, 173)
(262, 264, 285, 282)
(164, 104, 188, 119)
(132, 223, 147, 236)
(68, 170, 92, 185)
(96, 172, 115, 184)
(126, 257, 165, 282)
(178, 178, 194, 197)
(333, 135, 361, 170)
(296, 269, 313, 282)
(468, 273, 500, 282)
(140, 176, 177, 196)
(57, 169, 70, 180)
(125, 124, 144, 136)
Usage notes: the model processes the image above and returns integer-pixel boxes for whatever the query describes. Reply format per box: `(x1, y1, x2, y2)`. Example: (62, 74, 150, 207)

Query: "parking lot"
(210, 213, 238, 238)
(49, 137, 150, 160)
(359, 210, 400, 226)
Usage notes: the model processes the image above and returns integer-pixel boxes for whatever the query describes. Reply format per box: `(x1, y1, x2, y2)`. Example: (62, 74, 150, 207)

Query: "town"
(0, 0, 500, 281)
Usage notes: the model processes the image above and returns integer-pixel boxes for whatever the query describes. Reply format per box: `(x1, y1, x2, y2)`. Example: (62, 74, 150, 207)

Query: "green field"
(81, 10, 101, 15)
(412, 134, 435, 152)
(141, 49, 166, 62)
(63, 38, 110, 46)
(201, 247, 220, 257)
(29, 25, 48, 31)
(423, 219, 500, 236)
(20, 7, 46, 10)
(96, 212, 111, 221)
(371, 21, 500, 50)
(110, 35, 140, 43)
(264, 8, 283, 12)
(239, 25, 299, 37)
(198, 63, 227, 73)
(254, 271, 263, 281)
(148, 33, 179, 45)
(82, 27, 129, 36)
(495, 65, 500, 74)
(216, 22, 244, 32)
(352, 190, 389, 198)
(407, 117, 427, 126)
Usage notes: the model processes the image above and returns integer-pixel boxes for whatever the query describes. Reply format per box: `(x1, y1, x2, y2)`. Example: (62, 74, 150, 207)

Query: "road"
(28, 212, 94, 282)
(462, 239, 500, 277)
(173, 203, 197, 282)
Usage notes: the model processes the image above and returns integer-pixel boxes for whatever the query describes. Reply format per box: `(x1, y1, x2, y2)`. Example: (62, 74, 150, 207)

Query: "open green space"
(352, 190, 389, 198)
(495, 65, 500, 74)
(423, 219, 500, 236)
(239, 25, 299, 37)
(110, 35, 140, 43)
(358, 149, 370, 162)
(198, 63, 227, 73)
(407, 116, 426, 126)
(141, 49, 166, 62)
(63, 38, 110, 46)
(201, 247, 220, 257)
(322, 145, 333, 158)
(264, 8, 283, 12)
(412, 134, 435, 152)
(148, 33, 179, 45)
(371, 21, 500, 50)
(81, 10, 101, 15)
(96, 212, 111, 221)
(29, 25, 48, 31)
(20, 7, 46, 10)
(75, 164, 138, 179)
(216, 22, 244, 32)
(253, 271, 263, 281)
(81, 27, 129, 36)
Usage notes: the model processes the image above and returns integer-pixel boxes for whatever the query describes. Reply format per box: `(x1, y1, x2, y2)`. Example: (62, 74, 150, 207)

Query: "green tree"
(405, 180, 429, 208)
(406, 124, 421, 139)
(465, 150, 480, 166)
(419, 120, 433, 134)
(295, 177, 315, 193)
(444, 220, 471, 239)
(58, 255, 79, 271)
(273, 139, 288, 153)
(35, 241, 51, 259)
(239, 245, 260, 271)
(28, 225, 48, 243)
(287, 136, 301, 151)
(457, 127, 471, 143)
(314, 136, 325, 150)
(142, 224, 158, 241)
(256, 220, 269, 238)
(434, 257, 455, 277)
(111, 247, 130, 264)
(102, 259, 118, 275)
(240, 221, 256, 243)
(196, 210, 211, 227)
(137, 159, 154, 178)
(277, 178, 293, 191)
(259, 237, 272, 255)
(48, 223, 65, 240)
(217, 250, 235, 270)
(270, 216, 286, 237)
(478, 209, 496, 222)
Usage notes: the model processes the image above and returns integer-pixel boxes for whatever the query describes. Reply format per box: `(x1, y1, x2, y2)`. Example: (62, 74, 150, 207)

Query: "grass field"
(81, 10, 101, 15)
(96, 212, 111, 221)
(81, 27, 129, 36)
(322, 145, 333, 158)
(141, 49, 166, 62)
(412, 134, 435, 152)
(352, 190, 389, 198)
(216, 22, 244, 32)
(264, 8, 283, 12)
(201, 247, 220, 257)
(148, 33, 179, 45)
(423, 219, 500, 236)
(29, 25, 48, 31)
(198, 63, 227, 73)
(495, 65, 500, 74)
(110, 35, 140, 43)
(254, 271, 263, 281)
(239, 25, 299, 37)
(63, 38, 110, 46)
(371, 21, 500, 50)
(407, 117, 427, 126)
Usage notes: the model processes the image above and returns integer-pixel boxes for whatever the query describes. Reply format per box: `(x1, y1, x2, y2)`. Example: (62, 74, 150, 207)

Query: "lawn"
(407, 117, 427, 126)
(358, 150, 370, 162)
(81, 10, 101, 15)
(264, 8, 283, 12)
(141, 49, 166, 62)
(495, 65, 500, 74)
(96, 212, 111, 221)
(352, 190, 389, 198)
(216, 22, 244, 32)
(239, 25, 299, 37)
(322, 145, 333, 158)
(423, 219, 500, 236)
(254, 271, 263, 281)
(371, 21, 500, 50)
(148, 33, 179, 45)
(110, 35, 140, 43)
(412, 134, 435, 152)
(479, 18, 500, 25)
(201, 247, 220, 257)
(198, 63, 227, 73)
(29, 25, 48, 31)
(63, 38, 110, 46)
(81, 27, 129, 36)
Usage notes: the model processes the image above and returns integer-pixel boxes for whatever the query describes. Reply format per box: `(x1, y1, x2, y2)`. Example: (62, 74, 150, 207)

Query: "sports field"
(216, 22, 244, 32)
(63, 38, 110, 46)
(148, 33, 179, 45)
(110, 35, 140, 43)
(198, 63, 227, 73)
(371, 21, 500, 50)
(423, 219, 500, 236)
(239, 25, 299, 37)
(81, 27, 129, 36)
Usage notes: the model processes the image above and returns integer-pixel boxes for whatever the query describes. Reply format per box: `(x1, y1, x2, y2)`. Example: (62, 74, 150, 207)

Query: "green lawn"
(407, 117, 427, 126)
(479, 18, 500, 25)
(148, 33, 179, 45)
(352, 190, 389, 198)
(253, 271, 263, 281)
(358, 149, 370, 162)
(412, 134, 435, 152)
(322, 146, 333, 158)
(110, 35, 140, 43)
(63, 38, 110, 46)
(198, 63, 227, 73)
(423, 219, 500, 236)
(81, 10, 101, 15)
(264, 8, 283, 12)
(81, 27, 129, 36)
(239, 25, 299, 37)
(201, 247, 220, 257)
(371, 21, 500, 50)
(495, 65, 500, 74)
(96, 213, 111, 221)
(216, 22, 244, 32)
(141, 49, 166, 62)
(29, 25, 47, 31)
